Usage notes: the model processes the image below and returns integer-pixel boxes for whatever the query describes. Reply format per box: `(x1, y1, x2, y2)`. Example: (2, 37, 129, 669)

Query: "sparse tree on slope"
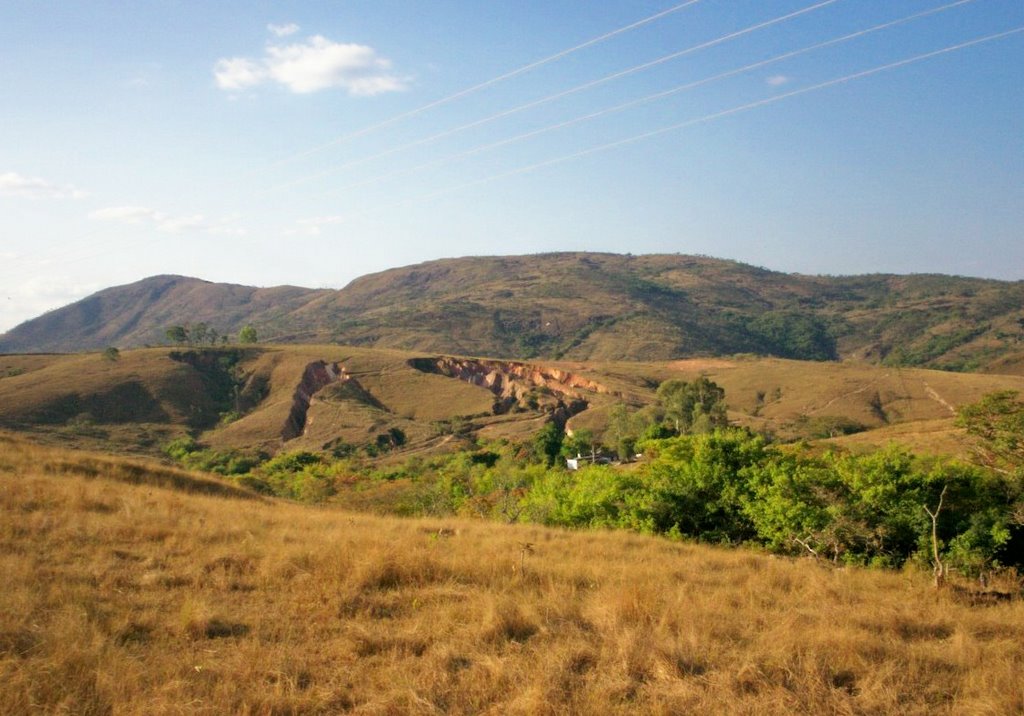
(165, 325, 188, 346)
(238, 325, 258, 344)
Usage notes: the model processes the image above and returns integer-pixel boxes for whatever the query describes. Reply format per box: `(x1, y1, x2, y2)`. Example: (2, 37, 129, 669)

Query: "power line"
(9, 3, 708, 269)
(314, 0, 980, 199)
(270, 0, 840, 193)
(9, 9, 1016, 272)
(319, 25, 1024, 224)
(257, 0, 703, 172)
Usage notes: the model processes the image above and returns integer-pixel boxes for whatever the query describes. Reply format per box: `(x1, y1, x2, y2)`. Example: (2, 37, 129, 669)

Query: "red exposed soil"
(282, 361, 345, 441)
(424, 356, 609, 403)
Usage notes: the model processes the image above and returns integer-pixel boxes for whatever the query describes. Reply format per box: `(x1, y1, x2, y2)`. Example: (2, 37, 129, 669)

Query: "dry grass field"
(3, 432, 1023, 715)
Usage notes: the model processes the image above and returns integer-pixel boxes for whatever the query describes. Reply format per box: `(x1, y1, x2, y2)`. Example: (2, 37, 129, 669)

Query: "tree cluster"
(165, 323, 226, 347)
(599, 377, 729, 460)
(164, 323, 258, 346)
(522, 431, 1021, 575)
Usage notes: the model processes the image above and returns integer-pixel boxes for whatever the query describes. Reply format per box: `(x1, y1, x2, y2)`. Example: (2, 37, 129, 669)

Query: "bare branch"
(791, 536, 820, 560)
(924, 484, 948, 589)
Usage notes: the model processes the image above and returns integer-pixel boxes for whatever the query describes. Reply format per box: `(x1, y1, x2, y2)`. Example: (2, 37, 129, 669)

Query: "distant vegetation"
(238, 324, 258, 344)
(156, 380, 1024, 581)
(3, 254, 1023, 372)
(1, 342, 1022, 580)
(165, 322, 232, 347)
(746, 310, 838, 361)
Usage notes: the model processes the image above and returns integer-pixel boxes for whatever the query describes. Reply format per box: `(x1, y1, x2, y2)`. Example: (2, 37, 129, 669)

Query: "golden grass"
(579, 356, 1024, 453)
(6, 345, 1024, 460)
(2, 435, 1024, 714)
(824, 418, 970, 457)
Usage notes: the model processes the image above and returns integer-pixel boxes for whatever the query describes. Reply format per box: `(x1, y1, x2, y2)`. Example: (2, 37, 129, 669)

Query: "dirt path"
(923, 382, 957, 416)
(806, 375, 888, 415)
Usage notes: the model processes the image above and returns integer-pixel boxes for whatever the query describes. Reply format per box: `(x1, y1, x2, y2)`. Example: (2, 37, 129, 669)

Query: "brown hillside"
(2, 345, 1023, 460)
(2, 253, 1023, 371)
(0, 275, 331, 354)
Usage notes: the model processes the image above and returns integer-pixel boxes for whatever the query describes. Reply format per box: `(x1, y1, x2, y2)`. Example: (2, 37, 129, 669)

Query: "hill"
(3, 345, 1023, 461)
(2, 253, 1023, 371)
(3, 433, 1022, 714)
(0, 274, 332, 355)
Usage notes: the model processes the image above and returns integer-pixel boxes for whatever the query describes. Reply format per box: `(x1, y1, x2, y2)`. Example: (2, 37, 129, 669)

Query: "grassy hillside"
(0, 345, 630, 458)
(3, 254, 1023, 371)
(2, 433, 1022, 714)
(3, 345, 1024, 462)
(636, 356, 1024, 453)
(0, 274, 332, 354)
(0, 347, 278, 455)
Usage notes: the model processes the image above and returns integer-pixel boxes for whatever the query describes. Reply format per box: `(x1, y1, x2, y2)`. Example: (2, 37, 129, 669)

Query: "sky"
(1, 0, 1022, 332)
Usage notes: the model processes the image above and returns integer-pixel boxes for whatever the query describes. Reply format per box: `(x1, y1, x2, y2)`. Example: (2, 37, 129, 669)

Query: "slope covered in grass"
(3, 254, 1023, 371)
(1, 435, 1023, 714)
(4, 346, 1024, 461)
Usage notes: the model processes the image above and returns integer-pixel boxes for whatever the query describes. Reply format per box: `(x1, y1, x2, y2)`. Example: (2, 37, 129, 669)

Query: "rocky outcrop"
(282, 361, 345, 441)
(409, 356, 609, 419)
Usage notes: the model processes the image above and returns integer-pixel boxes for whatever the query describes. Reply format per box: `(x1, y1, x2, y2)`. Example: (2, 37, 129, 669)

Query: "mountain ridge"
(3, 253, 1023, 371)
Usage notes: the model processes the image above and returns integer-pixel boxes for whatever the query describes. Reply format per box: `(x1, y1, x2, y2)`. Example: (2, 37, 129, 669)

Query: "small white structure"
(565, 452, 613, 470)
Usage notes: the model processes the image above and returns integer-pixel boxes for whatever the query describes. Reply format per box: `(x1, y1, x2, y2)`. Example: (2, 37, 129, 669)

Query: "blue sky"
(1, 0, 1022, 332)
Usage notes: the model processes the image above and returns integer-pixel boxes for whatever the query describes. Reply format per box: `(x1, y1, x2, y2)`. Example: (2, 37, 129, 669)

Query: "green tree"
(744, 451, 849, 559)
(238, 325, 258, 344)
(744, 446, 1018, 572)
(561, 427, 596, 460)
(102, 346, 120, 362)
(957, 390, 1024, 475)
(655, 377, 727, 434)
(522, 465, 641, 529)
(606, 403, 644, 460)
(165, 325, 188, 345)
(474, 459, 544, 523)
(191, 322, 209, 345)
(532, 421, 563, 466)
(636, 429, 766, 543)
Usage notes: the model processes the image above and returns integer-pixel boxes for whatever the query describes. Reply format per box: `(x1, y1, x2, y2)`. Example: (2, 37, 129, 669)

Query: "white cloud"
(766, 75, 790, 87)
(214, 35, 408, 96)
(88, 205, 189, 233)
(89, 205, 248, 236)
(0, 277, 104, 333)
(207, 224, 249, 237)
(214, 57, 267, 91)
(156, 214, 207, 233)
(0, 171, 87, 199)
(268, 22, 300, 37)
(89, 206, 164, 224)
(286, 215, 345, 237)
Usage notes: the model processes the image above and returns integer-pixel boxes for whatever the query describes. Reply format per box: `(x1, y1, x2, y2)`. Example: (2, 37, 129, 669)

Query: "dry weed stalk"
(518, 541, 535, 576)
